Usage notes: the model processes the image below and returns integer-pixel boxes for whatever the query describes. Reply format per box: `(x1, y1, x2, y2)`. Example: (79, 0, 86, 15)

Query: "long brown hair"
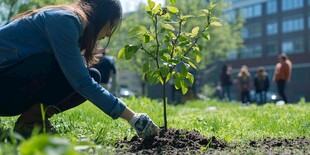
(12, 0, 123, 66)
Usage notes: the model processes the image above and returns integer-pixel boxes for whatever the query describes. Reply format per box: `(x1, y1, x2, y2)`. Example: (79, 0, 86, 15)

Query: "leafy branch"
(118, 0, 221, 130)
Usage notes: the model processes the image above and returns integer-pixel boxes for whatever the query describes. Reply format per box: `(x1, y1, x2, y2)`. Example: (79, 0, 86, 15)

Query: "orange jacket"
(273, 62, 290, 81)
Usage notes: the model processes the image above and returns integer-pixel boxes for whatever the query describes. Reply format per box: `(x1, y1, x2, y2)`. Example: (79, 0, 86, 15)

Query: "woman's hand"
(129, 113, 159, 139)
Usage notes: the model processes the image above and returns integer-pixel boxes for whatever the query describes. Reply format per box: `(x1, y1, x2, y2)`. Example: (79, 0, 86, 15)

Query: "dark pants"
(256, 91, 267, 105)
(222, 85, 231, 102)
(0, 53, 100, 116)
(277, 80, 287, 103)
(241, 90, 251, 104)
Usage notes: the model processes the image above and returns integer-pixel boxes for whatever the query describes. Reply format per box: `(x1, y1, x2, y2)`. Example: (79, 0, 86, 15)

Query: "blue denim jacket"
(0, 8, 126, 119)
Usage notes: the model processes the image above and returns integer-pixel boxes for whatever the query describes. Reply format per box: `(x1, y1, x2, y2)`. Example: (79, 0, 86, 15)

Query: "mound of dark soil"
(116, 128, 310, 155)
(116, 128, 227, 154)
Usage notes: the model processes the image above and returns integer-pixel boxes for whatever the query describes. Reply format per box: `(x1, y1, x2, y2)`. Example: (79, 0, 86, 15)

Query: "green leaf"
(167, 31, 176, 38)
(209, 1, 217, 10)
(160, 67, 169, 77)
(174, 76, 181, 89)
(19, 135, 77, 155)
(125, 45, 139, 60)
(162, 23, 175, 31)
(118, 47, 125, 58)
(129, 26, 147, 35)
(161, 54, 170, 62)
(188, 61, 197, 70)
(181, 15, 195, 20)
(181, 64, 188, 77)
(148, 0, 155, 10)
(142, 34, 150, 43)
(168, 58, 180, 65)
(143, 62, 150, 73)
(186, 72, 194, 85)
(195, 54, 201, 63)
(169, 0, 176, 4)
(166, 6, 179, 14)
(191, 27, 199, 37)
(146, 71, 160, 85)
(202, 33, 211, 40)
(180, 80, 188, 94)
(166, 73, 171, 82)
(210, 22, 222, 27)
(153, 3, 162, 14)
(202, 9, 209, 14)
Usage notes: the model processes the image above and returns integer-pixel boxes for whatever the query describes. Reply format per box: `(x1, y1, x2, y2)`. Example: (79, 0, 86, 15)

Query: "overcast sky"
(120, 0, 165, 13)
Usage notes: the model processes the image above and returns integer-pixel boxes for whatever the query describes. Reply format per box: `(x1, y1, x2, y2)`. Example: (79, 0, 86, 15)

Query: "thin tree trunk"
(163, 81, 167, 131)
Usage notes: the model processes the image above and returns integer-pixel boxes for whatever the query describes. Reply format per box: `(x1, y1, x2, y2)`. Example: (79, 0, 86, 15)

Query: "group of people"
(219, 53, 292, 105)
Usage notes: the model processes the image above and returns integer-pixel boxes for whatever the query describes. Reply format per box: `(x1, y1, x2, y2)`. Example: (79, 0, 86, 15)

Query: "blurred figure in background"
(93, 48, 118, 96)
(237, 65, 251, 104)
(273, 53, 292, 103)
(220, 65, 233, 102)
(254, 66, 270, 105)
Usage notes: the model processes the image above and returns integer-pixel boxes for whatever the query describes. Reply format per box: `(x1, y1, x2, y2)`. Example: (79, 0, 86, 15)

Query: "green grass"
(1, 97, 310, 154)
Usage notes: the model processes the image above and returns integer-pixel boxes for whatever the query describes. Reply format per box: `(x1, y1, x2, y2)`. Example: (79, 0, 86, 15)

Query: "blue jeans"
(222, 85, 231, 102)
(256, 91, 267, 105)
(0, 53, 100, 116)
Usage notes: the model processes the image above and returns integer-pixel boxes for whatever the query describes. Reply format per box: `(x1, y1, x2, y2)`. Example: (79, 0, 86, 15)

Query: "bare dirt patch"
(116, 128, 310, 155)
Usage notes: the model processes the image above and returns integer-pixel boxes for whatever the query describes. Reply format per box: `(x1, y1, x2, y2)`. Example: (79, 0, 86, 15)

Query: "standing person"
(220, 65, 233, 101)
(273, 53, 291, 103)
(254, 66, 270, 105)
(0, 0, 158, 138)
(220, 65, 232, 101)
(92, 48, 118, 96)
(237, 65, 251, 104)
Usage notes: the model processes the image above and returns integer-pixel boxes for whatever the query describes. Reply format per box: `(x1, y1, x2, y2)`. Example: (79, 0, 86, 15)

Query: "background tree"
(169, 0, 244, 69)
(107, 3, 152, 96)
(0, 0, 73, 26)
(108, 0, 243, 97)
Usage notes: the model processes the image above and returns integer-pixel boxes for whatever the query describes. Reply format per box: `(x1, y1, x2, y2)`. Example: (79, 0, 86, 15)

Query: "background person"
(237, 65, 251, 104)
(219, 65, 233, 102)
(273, 53, 291, 103)
(254, 66, 270, 105)
(92, 48, 118, 96)
(0, 0, 158, 138)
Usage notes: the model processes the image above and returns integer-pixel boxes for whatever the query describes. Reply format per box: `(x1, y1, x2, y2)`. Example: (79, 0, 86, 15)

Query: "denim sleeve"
(46, 13, 126, 119)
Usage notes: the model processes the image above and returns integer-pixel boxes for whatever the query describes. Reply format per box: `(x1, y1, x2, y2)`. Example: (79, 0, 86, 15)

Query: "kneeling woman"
(0, 0, 158, 138)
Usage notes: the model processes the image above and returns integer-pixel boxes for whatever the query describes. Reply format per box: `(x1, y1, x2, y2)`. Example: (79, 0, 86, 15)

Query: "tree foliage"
(0, 0, 73, 26)
(117, 0, 221, 130)
(109, 0, 243, 96)
(110, 0, 243, 76)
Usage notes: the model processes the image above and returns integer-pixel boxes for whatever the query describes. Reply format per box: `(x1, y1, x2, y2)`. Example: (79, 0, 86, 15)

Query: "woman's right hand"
(129, 113, 159, 139)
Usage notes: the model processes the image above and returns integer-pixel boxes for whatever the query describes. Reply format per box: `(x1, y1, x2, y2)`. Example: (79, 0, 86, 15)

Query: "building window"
(241, 4, 262, 19)
(292, 68, 310, 81)
(242, 23, 262, 39)
(241, 28, 248, 39)
(282, 15, 304, 33)
(226, 10, 235, 22)
(267, 41, 278, 56)
(282, 38, 304, 54)
(240, 45, 262, 59)
(267, 20, 278, 35)
(266, 0, 277, 14)
(308, 13, 310, 28)
(282, 0, 303, 11)
(226, 50, 238, 60)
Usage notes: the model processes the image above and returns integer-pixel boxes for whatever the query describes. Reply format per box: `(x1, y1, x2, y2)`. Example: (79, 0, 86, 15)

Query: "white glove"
(129, 113, 159, 139)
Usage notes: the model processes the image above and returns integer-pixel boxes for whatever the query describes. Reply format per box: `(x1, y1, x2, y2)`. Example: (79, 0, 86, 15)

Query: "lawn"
(1, 97, 310, 154)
